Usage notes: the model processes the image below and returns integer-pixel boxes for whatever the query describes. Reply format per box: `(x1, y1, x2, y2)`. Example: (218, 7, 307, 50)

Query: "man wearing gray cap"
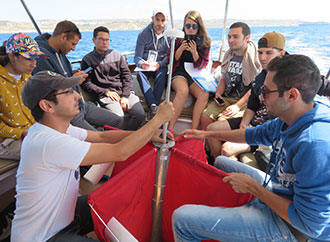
(11, 71, 174, 242)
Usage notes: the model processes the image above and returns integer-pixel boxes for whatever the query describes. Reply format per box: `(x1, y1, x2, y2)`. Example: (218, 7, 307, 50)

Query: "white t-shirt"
(11, 123, 91, 242)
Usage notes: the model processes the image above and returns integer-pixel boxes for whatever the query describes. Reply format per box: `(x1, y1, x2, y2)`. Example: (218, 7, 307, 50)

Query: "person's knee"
(201, 114, 213, 129)
(207, 119, 230, 132)
(137, 72, 149, 84)
(197, 91, 209, 105)
(214, 155, 229, 169)
(221, 142, 233, 157)
(206, 121, 218, 131)
(175, 88, 189, 99)
(172, 205, 194, 227)
(113, 116, 125, 129)
(133, 109, 146, 123)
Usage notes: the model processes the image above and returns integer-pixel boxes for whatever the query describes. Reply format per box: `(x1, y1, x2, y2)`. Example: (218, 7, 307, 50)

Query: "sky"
(1, 0, 330, 22)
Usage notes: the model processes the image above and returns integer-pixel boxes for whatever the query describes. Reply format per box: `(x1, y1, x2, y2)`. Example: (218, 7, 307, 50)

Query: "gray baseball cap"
(22, 71, 82, 110)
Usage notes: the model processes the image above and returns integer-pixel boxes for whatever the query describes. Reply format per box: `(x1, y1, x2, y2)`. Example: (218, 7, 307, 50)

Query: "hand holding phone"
(214, 97, 225, 106)
(83, 66, 93, 74)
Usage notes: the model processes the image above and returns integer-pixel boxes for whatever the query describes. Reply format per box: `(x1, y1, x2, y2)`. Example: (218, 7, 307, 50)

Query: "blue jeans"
(136, 67, 167, 107)
(172, 156, 298, 242)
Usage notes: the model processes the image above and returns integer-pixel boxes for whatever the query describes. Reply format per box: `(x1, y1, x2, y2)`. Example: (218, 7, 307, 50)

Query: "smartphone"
(184, 34, 204, 47)
(83, 66, 93, 74)
(214, 97, 224, 105)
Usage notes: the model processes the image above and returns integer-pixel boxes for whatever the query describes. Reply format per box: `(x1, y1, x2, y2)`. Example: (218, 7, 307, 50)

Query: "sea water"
(0, 25, 329, 75)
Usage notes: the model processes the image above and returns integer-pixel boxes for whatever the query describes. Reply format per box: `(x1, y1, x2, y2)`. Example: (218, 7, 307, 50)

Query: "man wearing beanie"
(207, 32, 286, 160)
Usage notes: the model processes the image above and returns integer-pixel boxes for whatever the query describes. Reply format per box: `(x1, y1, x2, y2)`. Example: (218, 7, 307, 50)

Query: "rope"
(89, 203, 119, 241)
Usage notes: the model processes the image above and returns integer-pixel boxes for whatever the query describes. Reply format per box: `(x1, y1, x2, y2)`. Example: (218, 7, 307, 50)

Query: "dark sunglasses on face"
(185, 23, 198, 30)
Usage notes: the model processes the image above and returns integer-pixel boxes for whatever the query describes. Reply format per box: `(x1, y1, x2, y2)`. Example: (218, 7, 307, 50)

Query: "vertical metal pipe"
(20, 0, 42, 35)
(168, 0, 174, 29)
(150, 141, 174, 242)
(151, 1, 183, 241)
(161, 37, 176, 142)
(218, 0, 229, 61)
(161, 0, 176, 142)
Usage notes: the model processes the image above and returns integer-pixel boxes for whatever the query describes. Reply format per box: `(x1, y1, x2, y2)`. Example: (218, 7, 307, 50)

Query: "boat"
(1, 0, 330, 241)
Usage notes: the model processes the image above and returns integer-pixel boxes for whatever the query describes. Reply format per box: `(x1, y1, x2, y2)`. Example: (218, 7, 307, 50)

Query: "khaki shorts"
(203, 96, 246, 121)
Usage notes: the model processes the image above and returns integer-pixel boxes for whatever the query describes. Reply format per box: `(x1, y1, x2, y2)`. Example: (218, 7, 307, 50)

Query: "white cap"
(152, 8, 168, 18)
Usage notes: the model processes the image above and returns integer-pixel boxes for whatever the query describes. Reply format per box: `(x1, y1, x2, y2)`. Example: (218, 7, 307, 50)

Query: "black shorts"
(172, 68, 195, 87)
(227, 117, 242, 130)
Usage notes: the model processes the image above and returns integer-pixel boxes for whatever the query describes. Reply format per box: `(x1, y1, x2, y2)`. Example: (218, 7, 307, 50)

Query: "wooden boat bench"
(0, 158, 18, 196)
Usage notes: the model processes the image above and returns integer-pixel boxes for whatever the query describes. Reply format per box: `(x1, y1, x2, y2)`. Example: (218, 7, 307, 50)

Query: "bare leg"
(221, 141, 251, 158)
(189, 84, 209, 129)
(206, 120, 231, 158)
(200, 113, 214, 130)
(168, 77, 189, 130)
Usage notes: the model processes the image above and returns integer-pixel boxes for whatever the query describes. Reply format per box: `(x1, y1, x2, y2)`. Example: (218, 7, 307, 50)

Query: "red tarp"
(88, 137, 252, 242)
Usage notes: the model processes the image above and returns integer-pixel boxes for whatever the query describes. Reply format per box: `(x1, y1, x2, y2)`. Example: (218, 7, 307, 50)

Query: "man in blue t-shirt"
(175, 55, 330, 242)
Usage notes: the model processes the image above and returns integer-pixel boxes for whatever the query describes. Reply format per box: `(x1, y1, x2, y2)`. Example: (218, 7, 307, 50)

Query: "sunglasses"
(185, 23, 198, 30)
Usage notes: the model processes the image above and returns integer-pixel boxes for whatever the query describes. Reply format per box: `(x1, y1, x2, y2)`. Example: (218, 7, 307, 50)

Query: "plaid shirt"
(170, 39, 210, 73)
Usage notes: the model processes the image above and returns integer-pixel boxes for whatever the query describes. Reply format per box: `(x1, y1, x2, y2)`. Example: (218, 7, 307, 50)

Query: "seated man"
(207, 32, 286, 160)
(34, 20, 122, 131)
(81, 26, 145, 130)
(134, 8, 169, 118)
(11, 71, 174, 242)
(175, 55, 330, 242)
(201, 22, 261, 130)
(0, 33, 43, 160)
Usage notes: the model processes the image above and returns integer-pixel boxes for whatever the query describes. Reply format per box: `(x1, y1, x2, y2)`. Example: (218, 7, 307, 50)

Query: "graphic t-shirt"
(225, 54, 250, 98)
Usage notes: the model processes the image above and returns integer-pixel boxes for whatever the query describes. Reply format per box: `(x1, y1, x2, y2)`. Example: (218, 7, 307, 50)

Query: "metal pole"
(168, 0, 174, 29)
(20, 0, 42, 35)
(161, 35, 176, 142)
(218, 0, 229, 61)
(151, 29, 183, 242)
(150, 140, 174, 242)
(161, 0, 176, 143)
(150, 1, 184, 241)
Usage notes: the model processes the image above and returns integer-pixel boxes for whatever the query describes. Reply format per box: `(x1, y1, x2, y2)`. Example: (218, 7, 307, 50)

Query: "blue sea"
(1, 25, 329, 75)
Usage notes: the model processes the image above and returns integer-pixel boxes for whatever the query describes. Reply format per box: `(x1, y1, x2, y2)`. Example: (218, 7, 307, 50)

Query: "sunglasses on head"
(185, 23, 198, 30)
